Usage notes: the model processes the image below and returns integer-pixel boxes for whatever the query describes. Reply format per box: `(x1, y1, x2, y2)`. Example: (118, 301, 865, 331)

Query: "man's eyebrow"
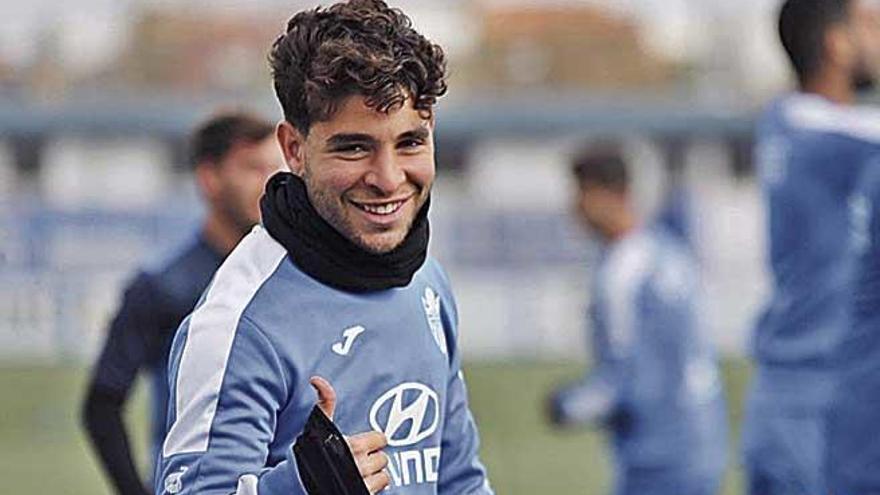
(325, 133, 377, 148)
(398, 126, 430, 141)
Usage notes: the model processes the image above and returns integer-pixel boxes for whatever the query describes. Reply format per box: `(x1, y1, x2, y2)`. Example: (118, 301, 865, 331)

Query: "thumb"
(309, 376, 337, 420)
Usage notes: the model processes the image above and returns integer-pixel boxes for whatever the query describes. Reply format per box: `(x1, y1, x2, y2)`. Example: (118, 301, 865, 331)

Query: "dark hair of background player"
(571, 145, 630, 193)
(190, 111, 275, 166)
(268, 0, 448, 135)
(778, 0, 853, 85)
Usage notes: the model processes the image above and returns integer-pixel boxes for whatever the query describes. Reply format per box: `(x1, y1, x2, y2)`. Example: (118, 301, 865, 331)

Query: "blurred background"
(0, 0, 822, 493)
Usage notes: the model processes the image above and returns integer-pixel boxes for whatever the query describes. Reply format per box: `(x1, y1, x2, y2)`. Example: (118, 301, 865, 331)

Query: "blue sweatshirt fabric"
(828, 153, 880, 493)
(751, 93, 880, 378)
(155, 225, 492, 495)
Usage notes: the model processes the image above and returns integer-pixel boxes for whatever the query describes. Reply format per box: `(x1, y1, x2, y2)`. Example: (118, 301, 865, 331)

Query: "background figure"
(743, 0, 880, 493)
(81, 111, 278, 495)
(547, 145, 727, 495)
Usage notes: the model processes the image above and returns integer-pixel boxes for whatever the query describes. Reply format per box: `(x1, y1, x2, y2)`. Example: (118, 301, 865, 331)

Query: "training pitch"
(0, 360, 749, 494)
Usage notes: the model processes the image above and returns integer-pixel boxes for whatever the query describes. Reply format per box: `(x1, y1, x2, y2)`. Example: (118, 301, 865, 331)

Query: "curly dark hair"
(269, 0, 448, 134)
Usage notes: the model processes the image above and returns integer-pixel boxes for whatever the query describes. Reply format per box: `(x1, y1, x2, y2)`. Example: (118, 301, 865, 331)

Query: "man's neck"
(802, 71, 854, 105)
(201, 214, 245, 256)
(604, 213, 638, 244)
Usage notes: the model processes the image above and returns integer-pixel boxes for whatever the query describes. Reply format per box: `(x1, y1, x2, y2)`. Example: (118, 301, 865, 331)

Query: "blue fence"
(0, 198, 592, 362)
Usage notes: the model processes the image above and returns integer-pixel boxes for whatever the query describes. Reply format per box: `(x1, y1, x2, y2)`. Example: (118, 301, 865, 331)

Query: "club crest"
(422, 287, 447, 355)
(164, 466, 188, 494)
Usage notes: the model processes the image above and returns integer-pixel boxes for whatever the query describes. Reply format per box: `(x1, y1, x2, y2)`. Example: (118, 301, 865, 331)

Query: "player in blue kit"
(547, 146, 727, 495)
(155, 1, 492, 494)
(82, 111, 279, 495)
(742, 1, 880, 493)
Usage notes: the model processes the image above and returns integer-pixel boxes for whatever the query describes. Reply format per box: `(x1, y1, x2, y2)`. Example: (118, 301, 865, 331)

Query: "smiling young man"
(154, 2, 493, 495)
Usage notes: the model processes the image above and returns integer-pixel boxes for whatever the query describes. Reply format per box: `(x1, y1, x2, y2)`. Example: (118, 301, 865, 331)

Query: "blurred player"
(81, 111, 278, 495)
(743, 0, 880, 493)
(825, 17, 880, 495)
(547, 145, 727, 495)
(155, 1, 492, 494)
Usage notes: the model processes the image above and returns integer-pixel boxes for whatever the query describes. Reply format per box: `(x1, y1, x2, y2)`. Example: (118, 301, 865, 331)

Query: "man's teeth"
(357, 201, 404, 215)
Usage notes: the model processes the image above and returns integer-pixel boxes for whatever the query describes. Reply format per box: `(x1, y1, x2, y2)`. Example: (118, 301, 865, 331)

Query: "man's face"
(574, 182, 623, 241)
(210, 136, 282, 234)
(280, 95, 435, 254)
(849, 0, 880, 90)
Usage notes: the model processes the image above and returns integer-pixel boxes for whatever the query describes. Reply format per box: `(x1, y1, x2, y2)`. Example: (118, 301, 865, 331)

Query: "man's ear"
(277, 121, 306, 175)
(195, 163, 220, 202)
(825, 23, 856, 70)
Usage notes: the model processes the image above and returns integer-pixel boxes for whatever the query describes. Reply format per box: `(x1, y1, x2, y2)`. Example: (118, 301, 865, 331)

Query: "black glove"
(545, 388, 569, 426)
(293, 406, 370, 495)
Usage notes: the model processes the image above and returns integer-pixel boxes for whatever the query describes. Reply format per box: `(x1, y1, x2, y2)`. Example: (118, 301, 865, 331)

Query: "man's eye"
(335, 145, 368, 155)
(399, 139, 424, 149)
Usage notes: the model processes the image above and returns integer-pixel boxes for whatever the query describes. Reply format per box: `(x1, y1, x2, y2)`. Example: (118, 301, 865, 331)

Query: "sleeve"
(82, 273, 159, 495)
(547, 365, 621, 427)
(547, 309, 629, 427)
(434, 274, 494, 495)
(549, 246, 649, 428)
(156, 316, 306, 495)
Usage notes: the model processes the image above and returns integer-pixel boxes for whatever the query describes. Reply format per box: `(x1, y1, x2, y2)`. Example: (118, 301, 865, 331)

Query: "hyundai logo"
(369, 382, 439, 447)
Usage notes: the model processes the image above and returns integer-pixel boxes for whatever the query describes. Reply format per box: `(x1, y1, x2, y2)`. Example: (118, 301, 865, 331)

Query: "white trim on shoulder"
(783, 93, 880, 144)
(162, 226, 287, 457)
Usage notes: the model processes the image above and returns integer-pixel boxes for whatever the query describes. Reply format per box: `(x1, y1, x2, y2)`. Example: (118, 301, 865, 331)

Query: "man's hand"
(310, 376, 391, 494)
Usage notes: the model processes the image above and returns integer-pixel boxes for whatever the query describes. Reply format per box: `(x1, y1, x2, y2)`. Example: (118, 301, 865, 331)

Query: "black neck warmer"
(260, 172, 430, 293)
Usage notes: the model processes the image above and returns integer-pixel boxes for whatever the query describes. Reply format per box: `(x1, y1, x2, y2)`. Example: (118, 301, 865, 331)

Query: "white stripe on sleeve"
(162, 226, 287, 457)
(602, 234, 653, 357)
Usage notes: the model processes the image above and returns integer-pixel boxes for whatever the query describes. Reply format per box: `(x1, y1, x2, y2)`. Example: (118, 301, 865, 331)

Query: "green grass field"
(0, 359, 751, 494)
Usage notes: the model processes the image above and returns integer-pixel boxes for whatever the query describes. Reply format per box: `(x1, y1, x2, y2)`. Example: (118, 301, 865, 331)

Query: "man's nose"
(364, 149, 405, 195)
